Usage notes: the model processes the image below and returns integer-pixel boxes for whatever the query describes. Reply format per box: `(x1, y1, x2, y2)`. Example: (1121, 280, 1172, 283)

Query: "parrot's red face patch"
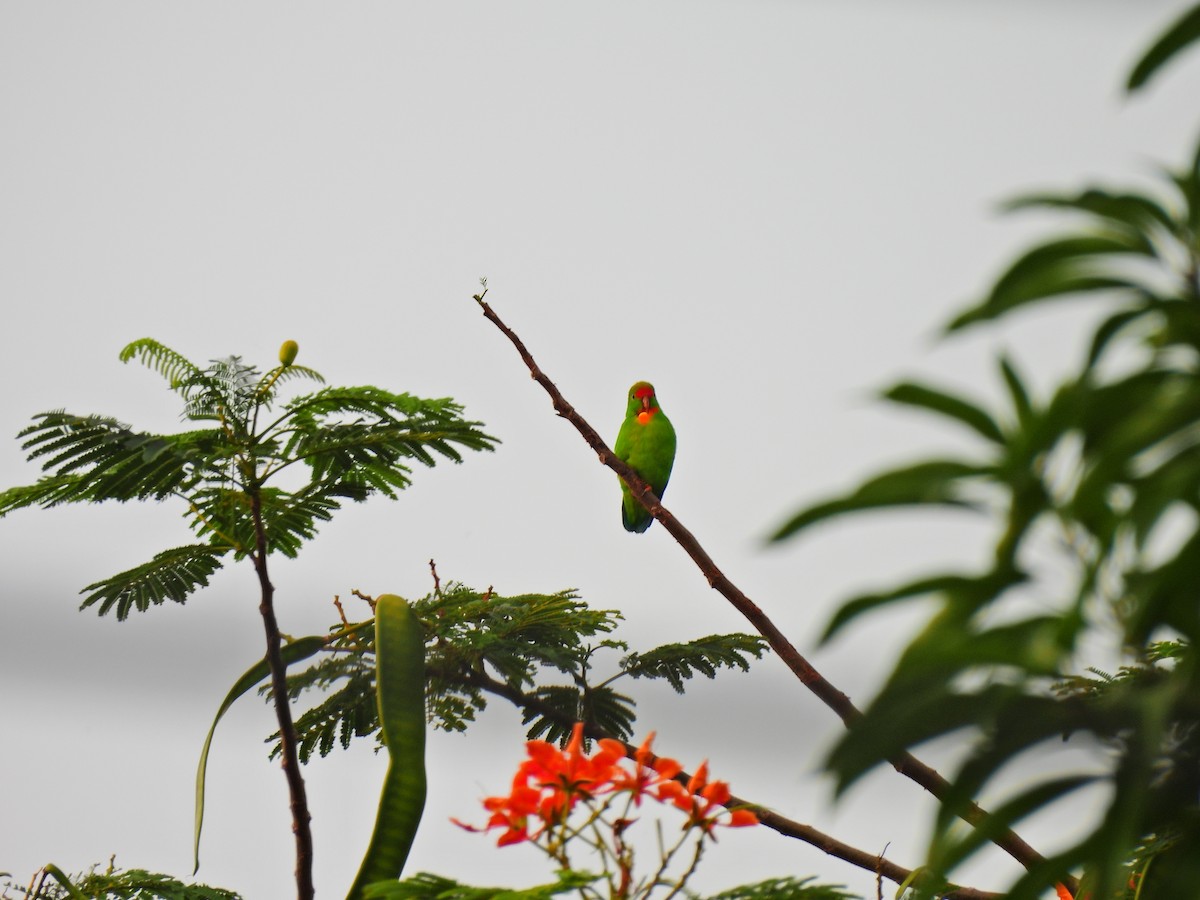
(632, 384, 658, 423)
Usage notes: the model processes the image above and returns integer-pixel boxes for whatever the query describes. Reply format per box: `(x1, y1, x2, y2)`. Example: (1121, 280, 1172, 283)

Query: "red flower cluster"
(456, 723, 758, 847)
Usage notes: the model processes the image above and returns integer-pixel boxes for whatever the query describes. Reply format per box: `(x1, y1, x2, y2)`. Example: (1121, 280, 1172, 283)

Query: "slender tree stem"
(251, 491, 315, 900)
(473, 293, 1071, 893)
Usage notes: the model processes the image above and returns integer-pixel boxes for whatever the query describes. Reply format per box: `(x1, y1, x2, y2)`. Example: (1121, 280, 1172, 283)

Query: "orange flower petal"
(654, 758, 682, 779)
(701, 780, 731, 805)
(496, 828, 528, 847)
(1054, 885, 1073, 900)
(727, 809, 759, 827)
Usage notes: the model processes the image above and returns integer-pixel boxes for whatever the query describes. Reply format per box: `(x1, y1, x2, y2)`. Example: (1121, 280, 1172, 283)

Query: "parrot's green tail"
(622, 499, 653, 533)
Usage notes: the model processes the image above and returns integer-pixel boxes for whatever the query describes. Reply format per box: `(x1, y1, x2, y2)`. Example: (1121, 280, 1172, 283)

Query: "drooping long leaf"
(1004, 188, 1176, 236)
(193, 635, 329, 873)
(821, 568, 1024, 642)
(882, 383, 1005, 444)
(947, 236, 1149, 332)
(771, 460, 988, 542)
(42, 865, 89, 900)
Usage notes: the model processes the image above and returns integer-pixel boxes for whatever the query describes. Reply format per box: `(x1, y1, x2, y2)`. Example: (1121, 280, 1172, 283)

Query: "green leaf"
(363, 871, 599, 900)
(827, 685, 1019, 794)
(521, 684, 637, 745)
(1004, 188, 1176, 236)
(1125, 530, 1200, 644)
(771, 460, 987, 542)
(1128, 443, 1200, 547)
(1127, 3, 1200, 91)
(1085, 305, 1154, 368)
(17, 412, 201, 503)
(621, 633, 769, 692)
(822, 569, 1023, 643)
(194, 634, 328, 873)
(882, 382, 1005, 444)
(702, 876, 859, 900)
(80, 544, 231, 620)
(41, 865, 89, 900)
(929, 776, 1096, 887)
(997, 356, 1035, 430)
(948, 236, 1149, 332)
(120, 337, 204, 389)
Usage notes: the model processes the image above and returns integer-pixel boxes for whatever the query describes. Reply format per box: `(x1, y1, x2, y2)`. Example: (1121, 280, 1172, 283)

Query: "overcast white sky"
(2, 2, 1198, 898)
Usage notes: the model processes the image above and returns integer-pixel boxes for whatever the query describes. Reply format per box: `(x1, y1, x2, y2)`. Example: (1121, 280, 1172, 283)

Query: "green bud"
(279, 340, 299, 366)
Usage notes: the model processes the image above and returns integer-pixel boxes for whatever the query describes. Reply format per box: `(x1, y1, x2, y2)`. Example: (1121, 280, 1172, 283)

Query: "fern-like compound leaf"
(621, 634, 770, 694)
(120, 337, 204, 389)
(80, 544, 231, 620)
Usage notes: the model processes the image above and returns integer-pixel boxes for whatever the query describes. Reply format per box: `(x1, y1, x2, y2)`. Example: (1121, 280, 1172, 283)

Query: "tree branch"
(251, 491, 315, 900)
(473, 291, 1066, 890)
(447, 664, 1001, 900)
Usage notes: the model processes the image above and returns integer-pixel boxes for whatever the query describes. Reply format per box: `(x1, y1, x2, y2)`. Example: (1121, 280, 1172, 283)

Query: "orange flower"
(609, 731, 686, 807)
(1055, 884, 1073, 900)
(456, 723, 759, 847)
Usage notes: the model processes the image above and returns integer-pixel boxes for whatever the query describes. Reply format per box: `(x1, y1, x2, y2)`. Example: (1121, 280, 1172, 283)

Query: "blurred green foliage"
(774, 6, 1200, 897)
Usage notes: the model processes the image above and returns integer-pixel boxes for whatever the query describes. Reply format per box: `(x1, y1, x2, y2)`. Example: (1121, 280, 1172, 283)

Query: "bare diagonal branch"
(474, 291, 1064, 889)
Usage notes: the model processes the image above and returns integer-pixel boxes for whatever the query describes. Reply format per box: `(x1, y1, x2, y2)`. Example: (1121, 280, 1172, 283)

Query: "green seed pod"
(279, 340, 299, 366)
(346, 594, 427, 899)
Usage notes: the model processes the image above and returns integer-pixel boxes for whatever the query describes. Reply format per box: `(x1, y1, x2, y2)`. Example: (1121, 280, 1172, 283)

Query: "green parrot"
(614, 381, 677, 533)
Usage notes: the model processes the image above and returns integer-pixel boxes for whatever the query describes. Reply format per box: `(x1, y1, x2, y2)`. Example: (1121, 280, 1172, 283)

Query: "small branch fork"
(473, 290, 1063, 890)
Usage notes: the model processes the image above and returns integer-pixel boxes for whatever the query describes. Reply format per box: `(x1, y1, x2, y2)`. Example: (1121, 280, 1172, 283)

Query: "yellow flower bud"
(279, 340, 299, 367)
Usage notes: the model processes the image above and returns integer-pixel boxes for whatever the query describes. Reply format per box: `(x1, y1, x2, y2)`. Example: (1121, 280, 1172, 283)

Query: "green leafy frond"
(424, 678, 487, 733)
(521, 685, 588, 743)
(258, 363, 326, 393)
(279, 387, 498, 487)
(266, 625, 380, 755)
(280, 585, 638, 753)
(579, 684, 635, 742)
(518, 683, 636, 745)
(17, 412, 201, 503)
(621, 634, 769, 693)
(0, 473, 90, 516)
(418, 585, 622, 682)
(20, 862, 244, 900)
(182, 356, 262, 424)
(120, 338, 203, 390)
(363, 871, 599, 900)
(256, 486, 341, 558)
(79, 544, 231, 620)
(702, 876, 859, 900)
(273, 671, 378, 762)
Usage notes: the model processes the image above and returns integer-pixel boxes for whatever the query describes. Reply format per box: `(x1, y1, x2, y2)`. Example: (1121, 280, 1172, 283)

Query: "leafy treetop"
(0, 338, 499, 619)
